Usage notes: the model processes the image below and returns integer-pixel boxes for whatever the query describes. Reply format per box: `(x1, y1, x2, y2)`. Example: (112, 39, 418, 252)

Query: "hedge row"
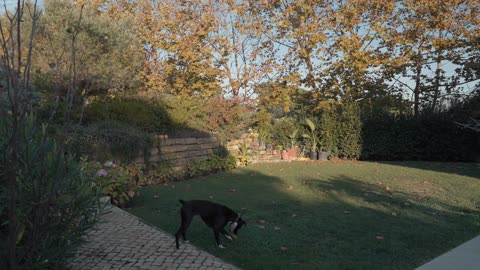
(361, 111, 478, 161)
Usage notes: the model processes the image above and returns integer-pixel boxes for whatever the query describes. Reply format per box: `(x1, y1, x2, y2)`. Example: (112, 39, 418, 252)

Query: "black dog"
(175, 199, 246, 249)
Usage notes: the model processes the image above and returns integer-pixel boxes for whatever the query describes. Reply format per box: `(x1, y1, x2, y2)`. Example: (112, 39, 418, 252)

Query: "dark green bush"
(0, 116, 98, 269)
(271, 117, 298, 149)
(186, 155, 236, 178)
(65, 120, 152, 163)
(335, 103, 362, 159)
(315, 102, 362, 159)
(361, 111, 477, 161)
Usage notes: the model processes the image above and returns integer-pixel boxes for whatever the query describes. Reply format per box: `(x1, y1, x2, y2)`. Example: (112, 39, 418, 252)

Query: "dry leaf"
(287, 185, 295, 190)
(391, 212, 397, 217)
(280, 247, 288, 251)
(209, 195, 214, 199)
(153, 195, 159, 199)
(258, 225, 265, 229)
(228, 188, 237, 192)
(257, 219, 266, 224)
(291, 214, 297, 218)
(274, 226, 281, 231)
(376, 235, 384, 240)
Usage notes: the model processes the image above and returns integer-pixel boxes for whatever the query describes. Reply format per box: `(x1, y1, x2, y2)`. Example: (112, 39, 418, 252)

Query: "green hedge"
(360, 111, 478, 161)
(317, 102, 362, 159)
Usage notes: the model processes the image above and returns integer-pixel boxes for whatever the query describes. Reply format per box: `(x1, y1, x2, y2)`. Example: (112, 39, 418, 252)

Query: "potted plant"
(273, 145, 282, 155)
(302, 118, 318, 160)
(318, 147, 329, 160)
(287, 129, 298, 158)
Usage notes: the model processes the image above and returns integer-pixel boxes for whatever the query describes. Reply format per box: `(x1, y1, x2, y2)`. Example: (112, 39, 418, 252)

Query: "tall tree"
(389, 0, 480, 115)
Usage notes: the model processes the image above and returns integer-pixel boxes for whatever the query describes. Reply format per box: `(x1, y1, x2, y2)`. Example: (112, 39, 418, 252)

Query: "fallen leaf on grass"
(228, 188, 237, 192)
(286, 185, 295, 190)
(209, 195, 214, 199)
(280, 247, 288, 251)
(274, 226, 281, 231)
(376, 235, 384, 240)
(257, 225, 265, 229)
(257, 219, 266, 224)
(291, 214, 297, 218)
(391, 212, 397, 217)
(153, 195, 160, 199)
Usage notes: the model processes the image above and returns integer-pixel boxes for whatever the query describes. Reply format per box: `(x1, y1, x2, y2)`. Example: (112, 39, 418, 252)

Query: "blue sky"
(2, 0, 44, 10)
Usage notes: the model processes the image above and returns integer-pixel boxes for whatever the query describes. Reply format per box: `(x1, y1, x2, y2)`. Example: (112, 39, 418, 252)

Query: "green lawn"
(128, 161, 480, 270)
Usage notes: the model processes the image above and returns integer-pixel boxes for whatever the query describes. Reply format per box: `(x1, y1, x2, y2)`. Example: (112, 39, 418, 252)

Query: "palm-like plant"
(302, 119, 318, 152)
(288, 129, 298, 149)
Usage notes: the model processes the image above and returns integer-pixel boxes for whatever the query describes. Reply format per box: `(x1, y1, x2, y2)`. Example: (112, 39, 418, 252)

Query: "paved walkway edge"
(68, 206, 240, 270)
(415, 235, 480, 270)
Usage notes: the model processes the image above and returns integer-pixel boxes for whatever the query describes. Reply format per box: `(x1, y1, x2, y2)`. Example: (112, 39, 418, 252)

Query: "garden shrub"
(65, 120, 152, 163)
(255, 108, 273, 144)
(186, 155, 236, 178)
(83, 161, 139, 207)
(148, 160, 175, 183)
(0, 116, 98, 269)
(361, 110, 477, 161)
(315, 102, 362, 159)
(335, 102, 362, 159)
(271, 117, 298, 149)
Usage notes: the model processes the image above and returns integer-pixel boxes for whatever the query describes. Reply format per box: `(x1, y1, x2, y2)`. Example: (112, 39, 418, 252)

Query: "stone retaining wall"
(135, 136, 221, 173)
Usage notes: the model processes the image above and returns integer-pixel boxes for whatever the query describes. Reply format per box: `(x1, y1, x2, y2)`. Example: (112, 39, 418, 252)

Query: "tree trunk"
(413, 56, 422, 117)
(432, 55, 442, 112)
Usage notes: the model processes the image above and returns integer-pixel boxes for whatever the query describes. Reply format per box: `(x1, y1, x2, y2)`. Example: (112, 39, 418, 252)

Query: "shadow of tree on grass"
(128, 165, 480, 270)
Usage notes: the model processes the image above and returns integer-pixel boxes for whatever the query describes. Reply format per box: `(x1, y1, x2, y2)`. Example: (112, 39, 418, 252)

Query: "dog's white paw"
(218, 244, 225, 249)
(225, 235, 233, 241)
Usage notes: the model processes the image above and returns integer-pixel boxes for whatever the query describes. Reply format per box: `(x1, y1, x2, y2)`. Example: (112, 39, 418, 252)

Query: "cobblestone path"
(68, 206, 240, 270)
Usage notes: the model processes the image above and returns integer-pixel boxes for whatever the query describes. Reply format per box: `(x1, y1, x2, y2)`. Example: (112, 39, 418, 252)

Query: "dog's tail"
(179, 199, 186, 205)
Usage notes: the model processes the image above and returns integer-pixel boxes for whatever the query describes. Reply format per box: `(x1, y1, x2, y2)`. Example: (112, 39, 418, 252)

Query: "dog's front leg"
(213, 229, 225, 248)
(220, 228, 233, 241)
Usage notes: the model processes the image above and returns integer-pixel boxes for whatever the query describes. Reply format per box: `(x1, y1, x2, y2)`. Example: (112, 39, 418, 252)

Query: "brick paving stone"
(67, 206, 239, 270)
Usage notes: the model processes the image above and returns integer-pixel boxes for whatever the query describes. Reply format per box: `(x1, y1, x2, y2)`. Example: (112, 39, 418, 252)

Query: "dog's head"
(230, 216, 246, 236)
